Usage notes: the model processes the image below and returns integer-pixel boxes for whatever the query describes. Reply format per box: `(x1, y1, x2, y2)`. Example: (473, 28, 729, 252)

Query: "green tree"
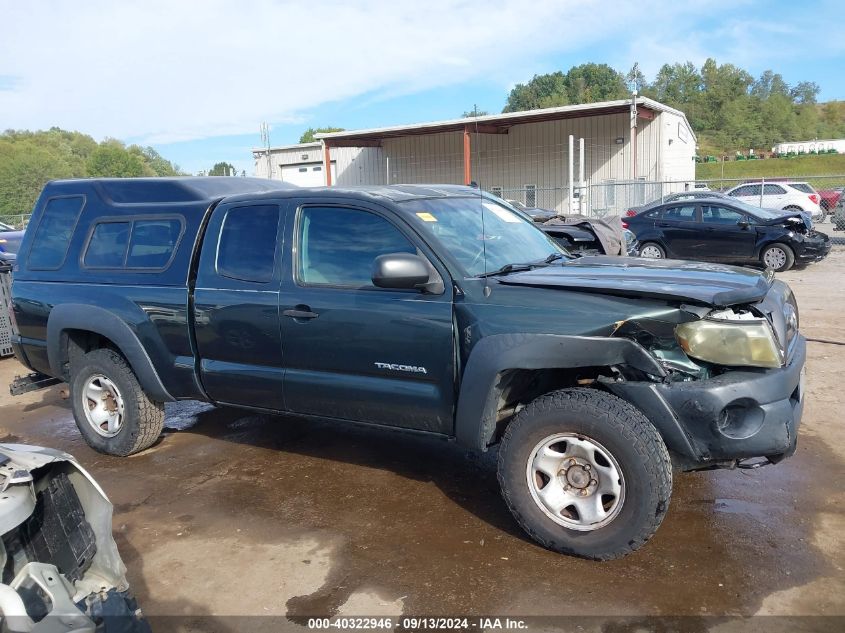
(207, 162, 236, 176)
(0, 128, 184, 217)
(503, 63, 627, 112)
(299, 126, 345, 143)
(86, 140, 150, 177)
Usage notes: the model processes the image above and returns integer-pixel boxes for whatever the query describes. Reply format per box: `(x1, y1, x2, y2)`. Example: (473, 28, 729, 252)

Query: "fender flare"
(46, 304, 174, 402)
(453, 333, 692, 454)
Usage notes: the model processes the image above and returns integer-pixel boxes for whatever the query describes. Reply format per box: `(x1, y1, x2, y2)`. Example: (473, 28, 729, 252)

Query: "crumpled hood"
(497, 256, 773, 306)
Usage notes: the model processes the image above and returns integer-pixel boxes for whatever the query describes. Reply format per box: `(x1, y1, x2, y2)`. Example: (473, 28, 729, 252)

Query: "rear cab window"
(28, 196, 85, 269)
(217, 205, 280, 283)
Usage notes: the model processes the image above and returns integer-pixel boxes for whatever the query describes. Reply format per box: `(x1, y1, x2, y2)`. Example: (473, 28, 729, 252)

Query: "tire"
(70, 349, 165, 456)
(497, 388, 672, 560)
(761, 243, 795, 272)
(639, 242, 665, 259)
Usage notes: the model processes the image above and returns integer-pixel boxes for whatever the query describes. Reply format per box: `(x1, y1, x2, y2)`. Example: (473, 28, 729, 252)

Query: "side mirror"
(372, 253, 430, 290)
(737, 218, 750, 229)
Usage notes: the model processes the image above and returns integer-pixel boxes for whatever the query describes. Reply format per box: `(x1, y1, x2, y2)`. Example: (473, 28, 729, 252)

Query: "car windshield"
(398, 196, 568, 277)
(727, 199, 790, 219)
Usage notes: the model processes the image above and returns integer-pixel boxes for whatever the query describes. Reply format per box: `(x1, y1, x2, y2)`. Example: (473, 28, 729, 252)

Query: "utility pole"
(630, 86, 638, 181)
(260, 123, 272, 179)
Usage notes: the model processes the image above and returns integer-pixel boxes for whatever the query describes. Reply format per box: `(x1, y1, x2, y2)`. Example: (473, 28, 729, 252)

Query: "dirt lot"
(0, 251, 843, 628)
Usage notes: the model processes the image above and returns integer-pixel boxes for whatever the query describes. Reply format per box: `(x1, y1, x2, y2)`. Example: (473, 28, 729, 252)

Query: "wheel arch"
(47, 304, 174, 402)
(454, 333, 669, 452)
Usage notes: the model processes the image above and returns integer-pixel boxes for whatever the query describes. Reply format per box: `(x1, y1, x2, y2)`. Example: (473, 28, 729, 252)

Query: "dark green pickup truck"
(10, 178, 806, 559)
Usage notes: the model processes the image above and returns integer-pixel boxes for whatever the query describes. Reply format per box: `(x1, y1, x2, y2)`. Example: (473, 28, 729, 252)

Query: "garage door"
(280, 162, 337, 187)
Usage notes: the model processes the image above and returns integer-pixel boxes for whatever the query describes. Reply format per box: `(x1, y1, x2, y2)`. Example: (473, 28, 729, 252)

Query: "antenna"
(471, 117, 491, 296)
(260, 122, 272, 179)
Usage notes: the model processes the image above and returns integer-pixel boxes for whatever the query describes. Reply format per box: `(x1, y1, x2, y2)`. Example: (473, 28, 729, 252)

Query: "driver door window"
(297, 206, 416, 288)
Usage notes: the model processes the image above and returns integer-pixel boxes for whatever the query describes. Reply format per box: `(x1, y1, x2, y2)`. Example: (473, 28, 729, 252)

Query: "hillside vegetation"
(504, 61, 845, 156)
(0, 128, 183, 221)
(695, 154, 845, 181)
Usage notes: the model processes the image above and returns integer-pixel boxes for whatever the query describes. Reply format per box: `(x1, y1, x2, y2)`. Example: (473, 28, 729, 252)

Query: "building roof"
(315, 97, 696, 145)
(251, 141, 321, 155)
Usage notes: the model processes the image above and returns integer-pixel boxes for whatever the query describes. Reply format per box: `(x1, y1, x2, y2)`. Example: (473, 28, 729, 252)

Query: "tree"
(207, 162, 236, 176)
(299, 127, 345, 143)
(503, 63, 627, 112)
(86, 140, 150, 177)
(0, 128, 184, 217)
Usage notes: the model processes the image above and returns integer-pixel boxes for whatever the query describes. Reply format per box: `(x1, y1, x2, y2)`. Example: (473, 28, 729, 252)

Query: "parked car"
(626, 190, 734, 217)
(11, 178, 808, 560)
(0, 443, 147, 631)
(0, 229, 25, 265)
(540, 220, 639, 257)
(724, 181, 825, 222)
(626, 197, 830, 272)
(818, 186, 844, 213)
(833, 195, 845, 230)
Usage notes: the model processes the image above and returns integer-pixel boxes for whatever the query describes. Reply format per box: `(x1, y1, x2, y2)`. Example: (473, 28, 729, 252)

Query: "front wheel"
(761, 243, 795, 272)
(497, 389, 672, 560)
(70, 349, 165, 456)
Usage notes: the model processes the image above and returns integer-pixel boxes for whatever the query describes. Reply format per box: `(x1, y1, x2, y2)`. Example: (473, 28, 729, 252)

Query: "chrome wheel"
(763, 246, 787, 270)
(526, 433, 625, 531)
(81, 374, 125, 437)
(640, 244, 663, 259)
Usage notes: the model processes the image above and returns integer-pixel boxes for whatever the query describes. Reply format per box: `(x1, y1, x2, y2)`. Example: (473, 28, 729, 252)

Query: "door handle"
(283, 308, 318, 320)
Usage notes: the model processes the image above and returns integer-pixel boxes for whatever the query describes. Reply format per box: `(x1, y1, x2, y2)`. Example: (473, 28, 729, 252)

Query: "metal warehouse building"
(253, 97, 696, 215)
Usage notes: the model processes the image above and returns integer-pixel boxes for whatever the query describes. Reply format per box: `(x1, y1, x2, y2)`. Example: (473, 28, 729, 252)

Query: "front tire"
(497, 388, 672, 560)
(70, 349, 165, 456)
(761, 243, 795, 272)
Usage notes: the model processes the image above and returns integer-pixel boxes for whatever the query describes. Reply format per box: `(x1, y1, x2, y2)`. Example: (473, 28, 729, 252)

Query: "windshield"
(728, 199, 789, 220)
(398, 196, 568, 277)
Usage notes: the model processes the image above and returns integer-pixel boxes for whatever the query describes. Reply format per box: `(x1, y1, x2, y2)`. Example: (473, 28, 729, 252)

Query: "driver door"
(278, 201, 456, 434)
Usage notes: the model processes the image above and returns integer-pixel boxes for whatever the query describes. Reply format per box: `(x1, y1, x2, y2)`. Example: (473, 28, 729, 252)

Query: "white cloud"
(0, 0, 654, 143)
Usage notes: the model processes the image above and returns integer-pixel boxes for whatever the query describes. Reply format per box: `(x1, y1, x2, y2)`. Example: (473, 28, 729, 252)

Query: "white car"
(725, 181, 825, 222)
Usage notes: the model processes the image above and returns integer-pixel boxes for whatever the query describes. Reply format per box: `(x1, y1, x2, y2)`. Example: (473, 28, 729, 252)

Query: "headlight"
(675, 316, 783, 368)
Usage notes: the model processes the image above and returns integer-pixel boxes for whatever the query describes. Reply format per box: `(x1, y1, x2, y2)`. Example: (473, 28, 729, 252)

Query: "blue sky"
(2, 0, 843, 175)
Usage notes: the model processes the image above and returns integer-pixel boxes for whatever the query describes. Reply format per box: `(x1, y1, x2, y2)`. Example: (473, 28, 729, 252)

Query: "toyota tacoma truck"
(8, 178, 806, 560)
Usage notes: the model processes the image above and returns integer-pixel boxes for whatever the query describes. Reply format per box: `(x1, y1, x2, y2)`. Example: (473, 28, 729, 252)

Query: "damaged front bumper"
(0, 444, 147, 633)
(605, 335, 806, 470)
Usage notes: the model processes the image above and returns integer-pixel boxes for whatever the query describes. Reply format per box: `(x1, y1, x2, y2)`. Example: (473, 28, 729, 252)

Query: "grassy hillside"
(696, 154, 845, 188)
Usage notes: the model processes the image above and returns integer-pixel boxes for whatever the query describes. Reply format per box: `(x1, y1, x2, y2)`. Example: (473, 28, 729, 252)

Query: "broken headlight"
(674, 309, 782, 369)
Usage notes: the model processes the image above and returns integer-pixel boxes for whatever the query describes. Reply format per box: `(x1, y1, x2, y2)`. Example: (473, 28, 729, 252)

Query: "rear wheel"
(761, 243, 795, 272)
(497, 388, 672, 560)
(639, 242, 665, 259)
(70, 349, 165, 456)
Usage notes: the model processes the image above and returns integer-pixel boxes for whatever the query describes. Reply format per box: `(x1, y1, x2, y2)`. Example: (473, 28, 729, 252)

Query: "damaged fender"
(454, 333, 670, 451)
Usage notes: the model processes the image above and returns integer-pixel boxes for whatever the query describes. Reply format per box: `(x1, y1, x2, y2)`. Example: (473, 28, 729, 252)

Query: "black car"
(625, 190, 732, 216)
(625, 197, 830, 272)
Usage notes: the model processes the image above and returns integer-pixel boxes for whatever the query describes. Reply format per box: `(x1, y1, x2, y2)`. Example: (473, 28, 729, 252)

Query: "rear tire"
(70, 349, 165, 456)
(761, 243, 795, 272)
(497, 388, 672, 560)
(639, 242, 665, 259)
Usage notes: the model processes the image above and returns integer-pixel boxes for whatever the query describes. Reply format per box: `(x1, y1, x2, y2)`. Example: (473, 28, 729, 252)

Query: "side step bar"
(10, 373, 62, 396)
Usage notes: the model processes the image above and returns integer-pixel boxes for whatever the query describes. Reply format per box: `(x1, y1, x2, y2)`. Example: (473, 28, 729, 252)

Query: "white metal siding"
(657, 111, 696, 183)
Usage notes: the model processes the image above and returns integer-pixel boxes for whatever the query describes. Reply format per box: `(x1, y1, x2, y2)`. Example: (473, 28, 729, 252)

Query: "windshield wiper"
(476, 263, 534, 278)
(476, 253, 564, 278)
